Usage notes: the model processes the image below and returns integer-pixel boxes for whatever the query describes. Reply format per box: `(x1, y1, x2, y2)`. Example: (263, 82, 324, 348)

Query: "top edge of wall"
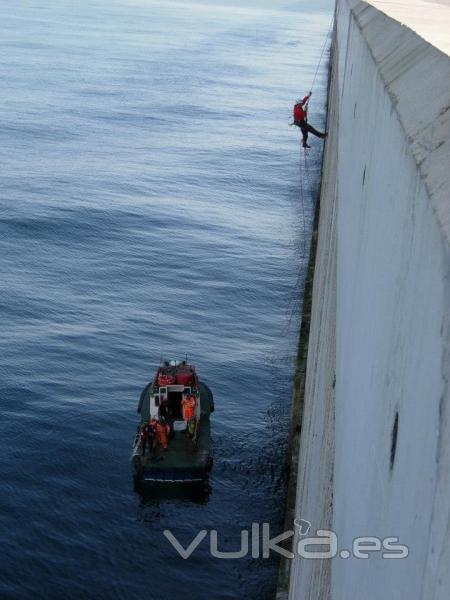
(358, 0, 450, 56)
(344, 0, 450, 245)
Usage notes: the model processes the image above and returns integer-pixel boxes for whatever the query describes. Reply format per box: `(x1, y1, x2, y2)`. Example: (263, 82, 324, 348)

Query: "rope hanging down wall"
(296, 14, 334, 261)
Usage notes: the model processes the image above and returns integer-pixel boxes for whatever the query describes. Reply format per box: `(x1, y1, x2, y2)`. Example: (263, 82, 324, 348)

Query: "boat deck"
(140, 416, 211, 471)
(134, 377, 213, 482)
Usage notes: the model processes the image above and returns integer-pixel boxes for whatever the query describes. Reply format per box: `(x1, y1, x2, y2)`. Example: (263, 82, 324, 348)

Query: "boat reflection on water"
(134, 479, 211, 505)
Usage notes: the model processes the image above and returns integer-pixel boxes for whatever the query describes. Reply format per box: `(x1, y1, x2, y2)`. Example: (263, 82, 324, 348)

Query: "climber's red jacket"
(293, 95, 310, 122)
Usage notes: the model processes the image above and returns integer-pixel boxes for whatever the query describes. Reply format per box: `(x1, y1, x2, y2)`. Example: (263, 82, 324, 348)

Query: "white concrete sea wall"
(289, 1, 450, 599)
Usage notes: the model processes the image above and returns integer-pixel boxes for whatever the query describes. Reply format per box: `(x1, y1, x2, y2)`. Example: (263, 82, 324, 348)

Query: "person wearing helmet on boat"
(181, 394, 196, 423)
(293, 92, 327, 148)
(149, 418, 158, 450)
(140, 420, 154, 455)
(140, 424, 148, 455)
(155, 417, 171, 450)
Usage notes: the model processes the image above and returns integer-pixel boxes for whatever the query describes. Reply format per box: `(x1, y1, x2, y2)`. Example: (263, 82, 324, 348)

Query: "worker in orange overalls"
(181, 394, 196, 422)
(155, 417, 171, 450)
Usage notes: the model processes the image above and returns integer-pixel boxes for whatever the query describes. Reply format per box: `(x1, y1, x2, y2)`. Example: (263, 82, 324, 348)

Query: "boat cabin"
(145, 361, 200, 429)
(151, 385, 199, 419)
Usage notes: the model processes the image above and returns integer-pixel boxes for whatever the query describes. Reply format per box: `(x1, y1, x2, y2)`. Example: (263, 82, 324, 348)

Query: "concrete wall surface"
(287, 40, 337, 599)
(289, 1, 450, 599)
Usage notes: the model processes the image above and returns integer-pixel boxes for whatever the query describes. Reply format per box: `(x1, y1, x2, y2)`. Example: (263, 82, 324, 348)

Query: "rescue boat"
(132, 360, 214, 485)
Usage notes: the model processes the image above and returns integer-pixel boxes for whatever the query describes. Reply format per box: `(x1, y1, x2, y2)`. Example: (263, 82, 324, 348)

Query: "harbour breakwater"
(280, 1, 450, 598)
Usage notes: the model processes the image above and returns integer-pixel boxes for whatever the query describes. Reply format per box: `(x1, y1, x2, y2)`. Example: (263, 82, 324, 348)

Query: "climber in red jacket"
(293, 92, 327, 148)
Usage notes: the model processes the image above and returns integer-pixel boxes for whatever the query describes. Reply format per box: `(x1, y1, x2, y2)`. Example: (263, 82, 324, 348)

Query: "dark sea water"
(0, 1, 331, 598)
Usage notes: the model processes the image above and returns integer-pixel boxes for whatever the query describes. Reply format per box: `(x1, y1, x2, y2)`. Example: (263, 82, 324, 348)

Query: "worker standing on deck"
(147, 419, 156, 453)
(140, 421, 154, 455)
(150, 418, 158, 451)
(140, 425, 148, 455)
(293, 92, 327, 148)
(155, 417, 171, 450)
(181, 394, 196, 423)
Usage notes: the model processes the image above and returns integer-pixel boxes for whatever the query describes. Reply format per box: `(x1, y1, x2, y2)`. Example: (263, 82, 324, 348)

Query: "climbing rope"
(281, 148, 309, 338)
(283, 15, 334, 339)
(303, 150, 313, 197)
(300, 13, 334, 193)
(299, 149, 307, 260)
(289, 14, 333, 131)
(310, 15, 334, 97)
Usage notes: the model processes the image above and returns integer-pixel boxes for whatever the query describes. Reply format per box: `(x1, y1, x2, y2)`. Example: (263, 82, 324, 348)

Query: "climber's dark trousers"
(295, 120, 326, 146)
